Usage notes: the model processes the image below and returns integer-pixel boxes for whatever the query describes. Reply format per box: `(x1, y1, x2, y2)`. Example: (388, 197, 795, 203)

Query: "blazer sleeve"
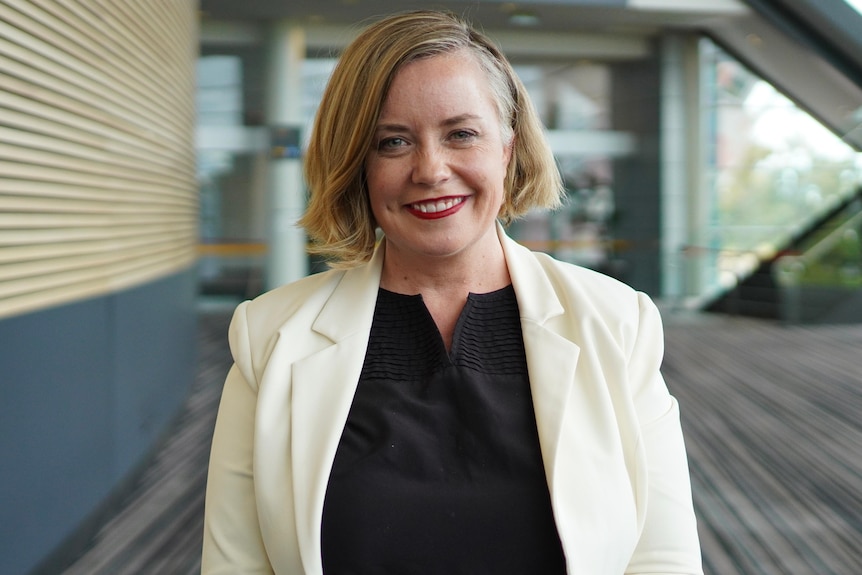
(626, 293, 704, 574)
(202, 302, 275, 574)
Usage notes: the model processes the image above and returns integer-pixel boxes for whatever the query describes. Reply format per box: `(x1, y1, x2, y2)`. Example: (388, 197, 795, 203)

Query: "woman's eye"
(378, 137, 406, 150)
(450, 130, 476, 142)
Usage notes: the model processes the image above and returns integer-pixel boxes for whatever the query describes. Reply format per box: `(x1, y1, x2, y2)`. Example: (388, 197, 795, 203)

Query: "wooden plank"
(663, 316, 862, 574)
(0, 232, 193, 264)
(0, 179, 194, 205)
(0, 10, 191, 142)
(0, 79, 192, 168)
(0, 127, 194, 186)
(0, 223, 197, 246)
(0, 161, 195, 200)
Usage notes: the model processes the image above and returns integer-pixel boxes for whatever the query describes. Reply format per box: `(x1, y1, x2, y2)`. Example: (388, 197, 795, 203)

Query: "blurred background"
(1, 1, 861, 574)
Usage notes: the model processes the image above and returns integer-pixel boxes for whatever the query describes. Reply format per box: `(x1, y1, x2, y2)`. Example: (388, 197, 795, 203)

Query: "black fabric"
(321, 285, 567, 575)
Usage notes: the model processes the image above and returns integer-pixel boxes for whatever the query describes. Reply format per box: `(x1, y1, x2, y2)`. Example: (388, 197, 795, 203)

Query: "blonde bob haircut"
(300, 9, 564, 268)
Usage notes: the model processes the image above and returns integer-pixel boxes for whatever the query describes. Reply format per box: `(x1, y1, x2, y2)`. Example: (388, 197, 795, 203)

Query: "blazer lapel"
(500, 226, 580, 492)
(501, 226, 641, 570)
(288, 244, 385, 574)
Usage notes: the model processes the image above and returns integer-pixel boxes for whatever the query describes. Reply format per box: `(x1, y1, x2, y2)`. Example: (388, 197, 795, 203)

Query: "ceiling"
(198, 0, 749, 37)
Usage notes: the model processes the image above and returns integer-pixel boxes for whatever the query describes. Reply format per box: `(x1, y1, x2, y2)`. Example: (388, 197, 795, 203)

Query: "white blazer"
(202, 226, 703, 574)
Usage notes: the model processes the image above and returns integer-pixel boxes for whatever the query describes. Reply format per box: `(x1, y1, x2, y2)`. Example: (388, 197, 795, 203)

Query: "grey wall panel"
(112, 270, 197, 475)
(0, 268, 197, 575)
(0, 296, 115, 575)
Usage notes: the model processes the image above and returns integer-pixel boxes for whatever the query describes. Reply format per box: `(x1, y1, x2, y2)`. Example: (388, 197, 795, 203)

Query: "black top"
(320, 286, 567, 575)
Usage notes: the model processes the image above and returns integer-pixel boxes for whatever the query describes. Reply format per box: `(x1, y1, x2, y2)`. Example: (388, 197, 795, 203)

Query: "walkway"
(663, 315, 862, 574)
(57, 309, 862, 574)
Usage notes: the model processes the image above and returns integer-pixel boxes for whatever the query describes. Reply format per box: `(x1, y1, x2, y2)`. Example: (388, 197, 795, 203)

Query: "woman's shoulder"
(249, 267, 345, 312)
(226, 268, 351, 383)
(233, 268, 347, 339)
(522, 248, 659, 339)
(521, 250, 663, 359)
(530, 249, 640, 302)
(502, 229, 637, 303)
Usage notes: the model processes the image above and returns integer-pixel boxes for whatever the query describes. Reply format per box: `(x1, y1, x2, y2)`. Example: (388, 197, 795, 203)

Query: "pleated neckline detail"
(359, 284, 528, 382)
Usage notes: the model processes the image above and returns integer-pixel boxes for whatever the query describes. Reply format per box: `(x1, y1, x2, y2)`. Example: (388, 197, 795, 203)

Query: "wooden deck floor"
(56, 309, 862, 574)
(663, 315, 862, 575)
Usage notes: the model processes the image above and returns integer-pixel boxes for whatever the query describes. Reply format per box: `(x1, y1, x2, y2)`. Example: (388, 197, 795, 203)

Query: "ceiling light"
(508, 11, 540, 27)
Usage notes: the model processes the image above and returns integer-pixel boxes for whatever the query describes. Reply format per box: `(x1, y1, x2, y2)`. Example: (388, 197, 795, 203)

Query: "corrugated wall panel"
(0, 0, 198, 320)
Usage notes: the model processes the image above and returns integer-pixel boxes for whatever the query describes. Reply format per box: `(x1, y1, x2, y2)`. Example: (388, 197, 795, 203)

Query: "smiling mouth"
(408, 197, 465, 214)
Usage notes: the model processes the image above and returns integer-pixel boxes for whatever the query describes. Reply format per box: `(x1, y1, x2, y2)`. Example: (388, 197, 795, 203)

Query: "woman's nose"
(411, 146, 450, 185)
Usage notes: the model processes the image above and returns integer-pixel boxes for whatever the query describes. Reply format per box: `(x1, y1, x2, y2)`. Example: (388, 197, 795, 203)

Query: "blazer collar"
(499, 223, 581, 501)
(498, 222, 565, 325)
(311, 241, 386, 342)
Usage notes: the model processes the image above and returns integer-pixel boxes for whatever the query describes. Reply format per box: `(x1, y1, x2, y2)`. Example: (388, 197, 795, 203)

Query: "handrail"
(774, 206, 862, 287)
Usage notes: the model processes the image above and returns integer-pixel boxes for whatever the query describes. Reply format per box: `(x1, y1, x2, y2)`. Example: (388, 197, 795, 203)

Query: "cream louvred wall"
(0, 0, 198, 320)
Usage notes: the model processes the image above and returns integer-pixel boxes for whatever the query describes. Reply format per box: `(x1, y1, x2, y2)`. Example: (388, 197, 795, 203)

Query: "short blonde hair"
(300, 10, 563, 267)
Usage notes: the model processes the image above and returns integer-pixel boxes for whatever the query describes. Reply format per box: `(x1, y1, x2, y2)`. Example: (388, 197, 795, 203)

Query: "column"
(659, 34, 692, 304)
(265, 21, 307, 289)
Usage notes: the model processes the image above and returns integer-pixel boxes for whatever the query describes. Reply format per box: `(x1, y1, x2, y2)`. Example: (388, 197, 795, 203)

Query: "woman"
(203, 10, 702, 575)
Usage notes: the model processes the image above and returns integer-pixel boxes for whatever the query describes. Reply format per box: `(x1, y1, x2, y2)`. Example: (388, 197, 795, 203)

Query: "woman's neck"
(378, 237, 510, 297)
(378, 235, 511, 352)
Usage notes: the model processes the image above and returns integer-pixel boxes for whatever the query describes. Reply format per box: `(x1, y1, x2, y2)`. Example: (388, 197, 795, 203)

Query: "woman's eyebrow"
(375, 113, 483, 132)
(441, 113, 482, 127)
(374, 122, 410, 133)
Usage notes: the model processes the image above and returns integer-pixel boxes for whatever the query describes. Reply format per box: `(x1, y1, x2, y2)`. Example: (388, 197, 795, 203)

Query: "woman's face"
(365, 50, 512, 265)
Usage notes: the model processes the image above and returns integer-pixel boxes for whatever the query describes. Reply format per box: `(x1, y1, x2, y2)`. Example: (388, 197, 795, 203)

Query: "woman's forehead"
(383, 52, 496, 107)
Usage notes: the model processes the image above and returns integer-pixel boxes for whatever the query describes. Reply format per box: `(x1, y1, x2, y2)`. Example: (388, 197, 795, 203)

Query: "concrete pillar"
(659, 34, 689, 302)
(265, 21, 307, 289)
(660, 34, 704, 305)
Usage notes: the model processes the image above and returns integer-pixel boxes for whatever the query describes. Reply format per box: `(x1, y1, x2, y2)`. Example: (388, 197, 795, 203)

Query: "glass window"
(843, 0, 862, 15)
(699, 38, 862, 292)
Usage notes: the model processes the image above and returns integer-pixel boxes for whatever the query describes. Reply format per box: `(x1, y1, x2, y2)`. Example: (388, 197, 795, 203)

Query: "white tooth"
(413, 198, 463, 213)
